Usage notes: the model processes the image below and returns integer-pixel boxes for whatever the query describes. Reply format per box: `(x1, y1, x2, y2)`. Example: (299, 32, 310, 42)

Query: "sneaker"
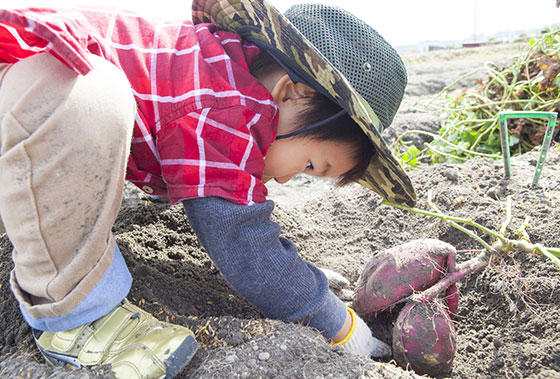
(32, 299, 198, 378)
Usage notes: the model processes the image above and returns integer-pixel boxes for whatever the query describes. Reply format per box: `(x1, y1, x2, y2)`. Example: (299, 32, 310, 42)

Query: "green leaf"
(400, 145, 422, 168)
(509, 134, 520, 147)
(461, 130, 478, 144)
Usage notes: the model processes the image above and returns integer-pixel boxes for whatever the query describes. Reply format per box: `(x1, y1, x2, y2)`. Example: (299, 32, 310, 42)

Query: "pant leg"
(0, 53, 136, 323)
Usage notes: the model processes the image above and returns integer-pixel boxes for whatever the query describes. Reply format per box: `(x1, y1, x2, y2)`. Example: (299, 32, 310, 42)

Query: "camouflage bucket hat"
(192, 0, 417, 206)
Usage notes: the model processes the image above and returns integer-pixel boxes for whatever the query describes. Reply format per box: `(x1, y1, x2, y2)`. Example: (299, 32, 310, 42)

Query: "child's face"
(262, 73, 357, 185)
(263, 137, 357, 184)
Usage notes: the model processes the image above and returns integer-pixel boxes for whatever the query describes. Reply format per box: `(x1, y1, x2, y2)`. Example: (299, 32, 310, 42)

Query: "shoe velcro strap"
(111, 343, 165, 378)
(48, 325, 88, 353)
(78, 303, 141, 365)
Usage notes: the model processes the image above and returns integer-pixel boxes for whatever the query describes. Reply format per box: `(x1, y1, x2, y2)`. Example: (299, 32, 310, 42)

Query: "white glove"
(319, 267, 354, 301)
(334, 307, 391, 358)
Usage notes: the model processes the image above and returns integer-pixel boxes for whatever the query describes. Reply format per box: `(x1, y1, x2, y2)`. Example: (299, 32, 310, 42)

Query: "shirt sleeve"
(0, 8, 96, 75)
(182, 196, 347, 340)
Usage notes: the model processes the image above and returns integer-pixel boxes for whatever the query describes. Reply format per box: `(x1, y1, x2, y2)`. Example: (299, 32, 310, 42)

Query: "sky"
(3, 0, 560, 46)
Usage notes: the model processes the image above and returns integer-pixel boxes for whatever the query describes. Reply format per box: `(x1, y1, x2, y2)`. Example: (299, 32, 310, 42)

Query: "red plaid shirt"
(0, 7, 279, 205)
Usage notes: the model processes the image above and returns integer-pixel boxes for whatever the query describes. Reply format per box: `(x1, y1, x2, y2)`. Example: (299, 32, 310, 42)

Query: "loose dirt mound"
(1, 44, 559, 378)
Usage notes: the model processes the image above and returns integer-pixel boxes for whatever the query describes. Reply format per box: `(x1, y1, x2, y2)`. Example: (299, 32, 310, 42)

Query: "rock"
(225, 354, 239, 363)
(246, 358, 257, 368)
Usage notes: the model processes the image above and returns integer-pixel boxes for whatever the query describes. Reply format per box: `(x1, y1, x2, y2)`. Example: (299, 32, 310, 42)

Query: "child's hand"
(333, 307, 391, 358)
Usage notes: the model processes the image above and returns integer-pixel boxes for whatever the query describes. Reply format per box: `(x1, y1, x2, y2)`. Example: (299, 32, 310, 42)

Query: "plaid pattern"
(193, 0, 416, 207)
(0, 7, 278, 205)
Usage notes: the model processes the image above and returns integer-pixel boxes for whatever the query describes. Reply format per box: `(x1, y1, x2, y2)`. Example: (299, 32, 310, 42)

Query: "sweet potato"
(353, 239, 456, 315)
(392, 300, 456, 377)
(446, 283, 459, 318)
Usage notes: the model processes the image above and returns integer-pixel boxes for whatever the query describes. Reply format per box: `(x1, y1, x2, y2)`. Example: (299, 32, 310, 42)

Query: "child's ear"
(270, 74, 315, 104)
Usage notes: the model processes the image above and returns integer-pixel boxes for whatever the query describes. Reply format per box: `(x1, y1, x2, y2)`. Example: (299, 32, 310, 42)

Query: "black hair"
(250, 51, 375, 186)
(295, 93, 375, 186)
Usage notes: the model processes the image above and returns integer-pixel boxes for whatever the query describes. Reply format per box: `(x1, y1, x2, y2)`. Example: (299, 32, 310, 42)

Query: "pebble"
(279, 344, 287, 351)
(494, 338, 503, 349)
(491, 280, 504, 292)
(486, 188, 499, 200)
(246, 359, 257, 368)
(442, 169, 459, 182)
(494, 358, 505, 368)
(225, 354, 238, 363)
(258, 352, 270, 361)
(229, 332, 244, 346)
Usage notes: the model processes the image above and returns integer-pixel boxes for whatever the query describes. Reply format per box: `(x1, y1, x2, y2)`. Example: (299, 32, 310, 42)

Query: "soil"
(1, 43, 559, 379)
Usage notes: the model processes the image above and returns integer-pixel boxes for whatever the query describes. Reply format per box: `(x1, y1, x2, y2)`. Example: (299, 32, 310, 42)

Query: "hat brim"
(192, 0, 416, 207)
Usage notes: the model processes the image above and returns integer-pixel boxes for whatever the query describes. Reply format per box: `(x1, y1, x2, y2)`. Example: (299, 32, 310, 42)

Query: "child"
(0, 0, 416, 377)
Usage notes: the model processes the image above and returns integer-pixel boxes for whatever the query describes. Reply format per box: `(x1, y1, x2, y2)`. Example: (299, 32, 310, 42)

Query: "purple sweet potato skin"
(392, 300, 456, 377)
(446, 283, 459, 318)
(354, 239, 456, 315)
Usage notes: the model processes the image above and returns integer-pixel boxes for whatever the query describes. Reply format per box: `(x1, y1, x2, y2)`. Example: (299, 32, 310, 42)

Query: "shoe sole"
(164, 334, 198, 378)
